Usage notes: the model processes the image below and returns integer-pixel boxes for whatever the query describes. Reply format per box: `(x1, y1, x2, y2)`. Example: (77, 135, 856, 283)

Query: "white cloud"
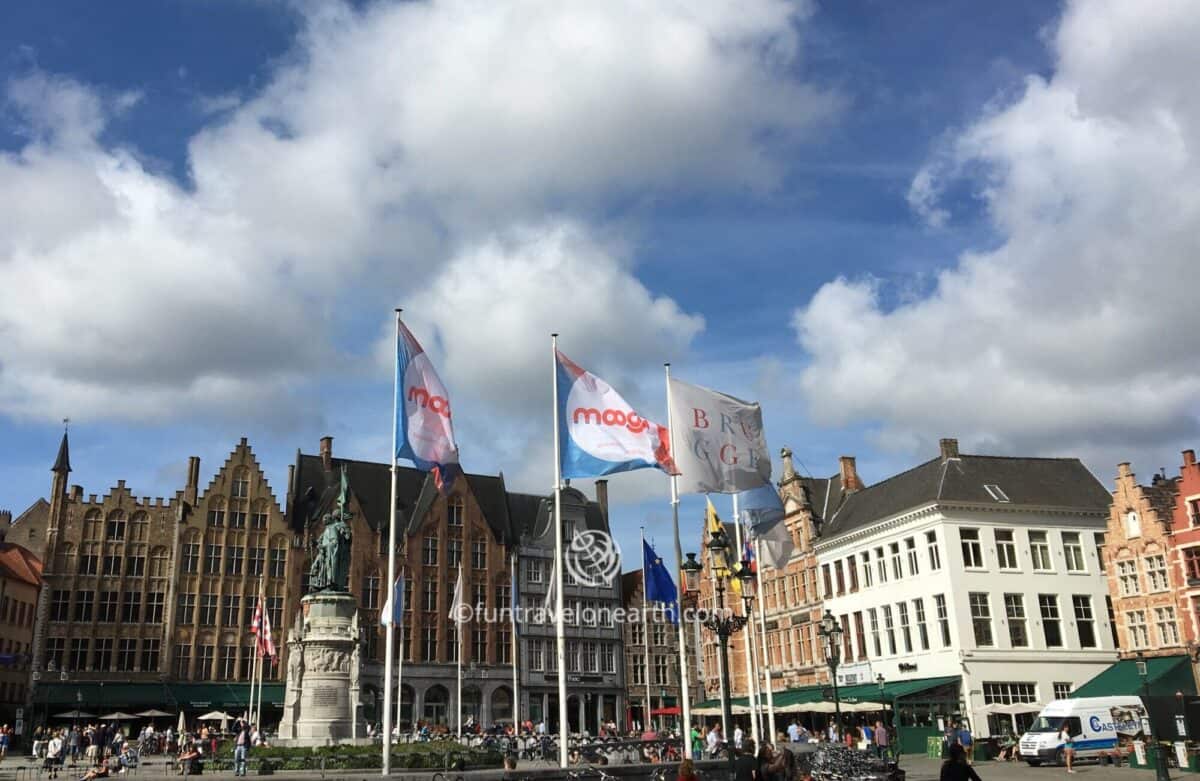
(0, 0, 836, 426)
(794, 0, 1200, 467)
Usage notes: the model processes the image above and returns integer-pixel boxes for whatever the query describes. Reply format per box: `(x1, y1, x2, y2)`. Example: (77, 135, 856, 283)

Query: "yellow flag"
(704, 499, 740, 595)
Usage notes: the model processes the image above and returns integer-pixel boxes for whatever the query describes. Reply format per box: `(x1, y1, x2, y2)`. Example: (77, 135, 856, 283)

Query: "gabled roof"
(14, 498, 50, 526)
(0, 542, 43, 587)
(821, 453, 1110, 539)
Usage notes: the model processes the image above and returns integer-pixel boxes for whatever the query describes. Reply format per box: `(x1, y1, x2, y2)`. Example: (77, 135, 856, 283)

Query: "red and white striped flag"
(250, 598, 262, 636)
(257, 598, 276, 658)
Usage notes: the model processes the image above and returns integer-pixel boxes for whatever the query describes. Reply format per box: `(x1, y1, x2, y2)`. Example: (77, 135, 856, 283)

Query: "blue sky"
(3, 0, 1198, 571)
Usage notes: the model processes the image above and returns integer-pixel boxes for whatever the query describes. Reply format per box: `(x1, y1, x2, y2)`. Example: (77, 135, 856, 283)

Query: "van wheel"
(1027, 760, 1042, 767)
(1055, 749, 1065, 767)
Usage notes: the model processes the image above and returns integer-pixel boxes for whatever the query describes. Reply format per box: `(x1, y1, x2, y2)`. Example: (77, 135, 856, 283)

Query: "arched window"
(207, 497, 226, 528)
(448, 496, 465, 527)
(105, 510, 127, 541)
(490, 686, 513, 722)
(424, 684, 449, 724)
(462, 686, 482, 723)
(150, 546, 170, 578)
(251, 500, 270, 530)
(83, 509, 102, 540)
(130, 512, 149, 542)
(399, 684, 415, 726)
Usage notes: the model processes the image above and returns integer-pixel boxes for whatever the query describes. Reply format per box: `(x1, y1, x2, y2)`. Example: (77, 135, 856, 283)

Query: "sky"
(2, 0, 1199, 573)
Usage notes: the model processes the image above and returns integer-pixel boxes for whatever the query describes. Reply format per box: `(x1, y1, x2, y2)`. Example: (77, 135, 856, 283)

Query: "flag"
(381, 570, 405, 626)
(668, 377, 770, 494)
(705, 499, 740, 596)
(740, 480, 794, 569)
(257, 599, 276, 658)
(542, 558, 556, 613)
(249, 599, 262, 636)
(556, 350, 677, 479)
(396, 319, 461, 494)
(743, 533, 757, 576)
(642, 540, 679, 624)
(509, 556, 519, 632)
(449, 567, 465, 623)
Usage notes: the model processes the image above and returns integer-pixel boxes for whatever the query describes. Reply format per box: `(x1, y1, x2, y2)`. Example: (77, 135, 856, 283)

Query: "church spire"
(52, 421, 71, 475)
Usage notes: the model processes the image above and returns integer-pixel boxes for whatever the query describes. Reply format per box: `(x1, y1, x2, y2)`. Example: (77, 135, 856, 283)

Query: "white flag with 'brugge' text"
(669, 377, 771, 494)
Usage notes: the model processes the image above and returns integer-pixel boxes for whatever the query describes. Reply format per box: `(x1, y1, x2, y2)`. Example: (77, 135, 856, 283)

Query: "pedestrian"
(677, 757, 699, 781)
(874, 720, 889, 759)
(707, 724, 722, 758)
(46, 730, 65, 779)
(942, 721, 958, 758)
(734, 723, 745, 750)
(787, 721, 800, 743)
(691, 724, 703, 758)
(940, 744, 982, 781)
(733, 739, 757, 781)
(1058, 723, 1075, 773)
(233, 722, 250, 777)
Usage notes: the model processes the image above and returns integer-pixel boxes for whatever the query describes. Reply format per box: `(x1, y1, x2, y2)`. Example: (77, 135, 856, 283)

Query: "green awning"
(692, 675, 960, 712)
(37, 682, 285, 710)
(1073, 655, 1196, 698)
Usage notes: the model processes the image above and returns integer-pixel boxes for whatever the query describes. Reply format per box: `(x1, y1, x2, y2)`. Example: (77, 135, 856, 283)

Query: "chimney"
(594, 479, 609, 522)
(839, 456, 863, 492)
(0, 510, 10, 527)
(320, 436, 334, 472)
(780, 447, 798, 484)
(70, 485, 83, 501)
(185, 456, 201, 503)
(1184, 450, 1197, 468)
(939, 438, 959, 460)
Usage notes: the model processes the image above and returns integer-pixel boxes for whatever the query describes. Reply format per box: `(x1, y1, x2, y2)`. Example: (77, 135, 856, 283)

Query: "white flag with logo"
(449, 567, 465, 623)
(668, 377, 771, 494)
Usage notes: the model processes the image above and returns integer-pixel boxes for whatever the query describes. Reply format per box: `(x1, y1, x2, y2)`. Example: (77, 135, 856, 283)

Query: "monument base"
(275, 591, 367, 747)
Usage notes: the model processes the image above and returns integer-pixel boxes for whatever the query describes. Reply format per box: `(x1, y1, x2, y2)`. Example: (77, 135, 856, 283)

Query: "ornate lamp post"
(819, 614, 844, 735)
(1136, 652, 1171, 781)
(681, 532, 755, 775)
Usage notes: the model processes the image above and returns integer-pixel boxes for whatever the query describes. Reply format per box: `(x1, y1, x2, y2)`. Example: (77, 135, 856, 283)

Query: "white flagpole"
(382, 308, 401, 775)
(664, 363, 693, 758)
(551, 334, 569, 768)
(510, 552, 520, 727)
(397, 569, 406, 741)
(753, 537, 777, 744)
(256, 578, 266, 729)
(457, 563, 464, 740)
(248, 609, 259, 726)
(257, 640, 265, 729)
(732, 507, 760, 748)
(640, 527, 653, 732)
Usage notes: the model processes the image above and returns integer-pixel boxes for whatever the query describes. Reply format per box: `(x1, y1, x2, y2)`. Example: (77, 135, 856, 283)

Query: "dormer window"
(1126, 510, 1141, 538)
(983, 484, 1010, 502)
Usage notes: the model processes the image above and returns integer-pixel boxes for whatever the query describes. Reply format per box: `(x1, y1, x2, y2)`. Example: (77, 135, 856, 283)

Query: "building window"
(92, 638, 113, 671)
(897, 602, 913, 653)
(232, 469, 250, 498)
(853, 612, 866, 659)
(1146, 555, 1169, 592)
(472, 582, 487, 608)
(98, 591, 118, 622)
(860, 552, 873, 588)
(117, 639, 137, 672)
(1004, 594, 1028, 647)
(960, 529, 984, 568)
(1054, 682, 1072, 700)
(983, 682, 1037, 705)
(69, 639, 89, 670)
(834, 560, 846, 595)
(225, 546, 244, 576)
(1126, 511, 1141, 537)
(995, 530, 1018, 570)
(530, 639, 544, 671)
(103, 555, 121, 576)
(904, 537, 919, 576)
(889, 543, 903, 580)
(122, 592, 140, 622)
(1094, 533, 1106, 573)
(177, 593, 195, 624)
(913, 598, 930, 651)
(631, 622, 643, 646)
(1063, 533, 1086, 572)
(631, 659, 645, 685)
(126, 550, 146, 577)
(969, 592, 993, 647)
(448, 539, 462, 567)
(448, 496, 465, 526)
(362, 574, 380, 610)
(230, 508, 247, 529)
(267, 596, 282, 628)
(142, 639, 160, 672)
(269, 543, 287, 579)
(106, 512, 127, 541)
(822, 564, 833, 596)
(207, 500, 226, 527)
(1029, 531, 1052, 571)
(50, 590, 69, 622)
(251, 502, 269, 529)
(653, 653, 668, 684)
(882, 605, 896, 654)
(249, 547, 265, 576)
(566, 641, 580, 673)
(1186, 549, 1200, 583)
(196, 645, 215, 680)
(199, 594, 217, 626)
(472, 541, 487, 570)
(603, 643, 616, 673)
(926, 531, 941, 570)
(528, 559, 545, 583)
(146, 592, 165, 623)
(1117, 560, 1140, 595)
(205, 545, 222, 575)
(1156, 606, 1180, 646)
(423, 583, 438, 612)
(423, 537, 438, 566)
(935, 594, 951, 647)
(1127, 610, 1149, 648)
(173, 645, 190, 679)
(182, 543, 199, 574)
(78, 548, 98, 576)
(496, 627, 511, 664)
(847, 556, 859, 591)
(45, 638, 65, 670)
(1073, 595, 1096, 648)
(221, 596, 240, 626)
(1040, 594, 1062, 647)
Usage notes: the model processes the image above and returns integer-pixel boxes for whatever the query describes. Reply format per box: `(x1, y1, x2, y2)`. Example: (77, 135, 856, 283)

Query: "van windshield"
(1029, 716, 1066, 733)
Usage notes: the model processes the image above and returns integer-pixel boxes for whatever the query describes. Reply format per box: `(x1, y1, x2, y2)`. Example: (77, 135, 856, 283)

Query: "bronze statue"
(308, 466, 354, 592)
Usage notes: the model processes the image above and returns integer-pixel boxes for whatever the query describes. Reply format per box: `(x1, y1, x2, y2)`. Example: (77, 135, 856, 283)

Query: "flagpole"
(383, 308, 401, 775)
(457, 564, 464, 740)
(551, 334, 569, 768)
(397, 568, 406, 741)
(753, 537, 777, 743)
(640, 528, 654, 732)
(663, 363, 693, 759)
(257, 578, 266, 730)
(248, 606, 259, 726)
(731, 506, 761, 748)
(510, 552, 520, 728)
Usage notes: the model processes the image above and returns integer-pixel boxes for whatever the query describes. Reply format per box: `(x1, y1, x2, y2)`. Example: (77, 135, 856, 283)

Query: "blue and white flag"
(642, 539, 679, 624)
(380, 571, 404, 626)
(396, 320, 461, 493)
(556, 350, 677, 479)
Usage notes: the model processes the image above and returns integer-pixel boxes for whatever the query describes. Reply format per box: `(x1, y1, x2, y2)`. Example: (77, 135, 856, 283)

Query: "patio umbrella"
(52, 710, 96, 719)
(221, 712, 229, 732)
(100, 711, 138, 721)
(136, 709, 173, 718)
(197, 711, 231, 721)
(178, 711, 186, 733)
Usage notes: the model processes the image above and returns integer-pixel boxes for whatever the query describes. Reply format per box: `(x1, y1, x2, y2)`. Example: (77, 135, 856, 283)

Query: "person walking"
(958, 723, 974, 764)
(233, 722, 250, 777)
(1058, 723, 1075, 773)
(940, 744, 982, 781)
(734, 723, 745, 750)
(787, 721, 800, 743)
(46, 730, 65, 779)
(873, 720, 889, 759)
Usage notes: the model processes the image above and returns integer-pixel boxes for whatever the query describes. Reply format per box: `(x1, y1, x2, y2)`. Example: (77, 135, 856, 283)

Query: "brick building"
(17, 434, 293, 725)
(621, 568, 701, 730)
(0, 542, 41, 729)
(1103, 460, 1184, 658)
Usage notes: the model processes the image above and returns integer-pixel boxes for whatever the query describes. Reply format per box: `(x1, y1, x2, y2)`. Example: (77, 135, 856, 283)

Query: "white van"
(1019, 697, 1147, 766)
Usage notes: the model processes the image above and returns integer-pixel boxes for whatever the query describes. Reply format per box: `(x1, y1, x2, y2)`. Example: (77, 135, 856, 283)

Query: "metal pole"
(511, 552, 520, 728)
(551, 334, 569, 768)
(732, 508, 760, 748)
(382, 308, 401, 775)
(641, 527, 654, 732)
(664, 363, 693, 758)
(754, 538, 777, 744)
(716, 582, 736, 780)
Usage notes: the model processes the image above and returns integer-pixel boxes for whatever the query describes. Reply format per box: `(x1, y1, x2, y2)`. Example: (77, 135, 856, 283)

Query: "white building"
(815, 438, 1118, 737)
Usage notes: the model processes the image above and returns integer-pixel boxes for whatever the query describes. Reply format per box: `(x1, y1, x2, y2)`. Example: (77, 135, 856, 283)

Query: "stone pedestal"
(276, 592, 368, 746)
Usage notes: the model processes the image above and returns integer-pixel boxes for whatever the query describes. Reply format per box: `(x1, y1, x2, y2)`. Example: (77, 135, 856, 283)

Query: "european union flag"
(642, 540, 679, 624)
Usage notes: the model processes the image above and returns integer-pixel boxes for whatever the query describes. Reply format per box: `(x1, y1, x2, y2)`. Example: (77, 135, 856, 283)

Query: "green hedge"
(217, 741, 503, 771)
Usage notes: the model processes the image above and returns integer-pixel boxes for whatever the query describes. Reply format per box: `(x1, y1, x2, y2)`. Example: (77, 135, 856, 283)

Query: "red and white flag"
(249, 599, 262, 636)
(258, 598, 276, 658)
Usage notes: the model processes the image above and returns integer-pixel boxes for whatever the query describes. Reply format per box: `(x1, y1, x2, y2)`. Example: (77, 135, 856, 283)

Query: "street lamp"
(1136, 652, 1171, 781)
(75, 689, 82, 734)
(819, 614, 844, 735)
(683, 526, 754, 777)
